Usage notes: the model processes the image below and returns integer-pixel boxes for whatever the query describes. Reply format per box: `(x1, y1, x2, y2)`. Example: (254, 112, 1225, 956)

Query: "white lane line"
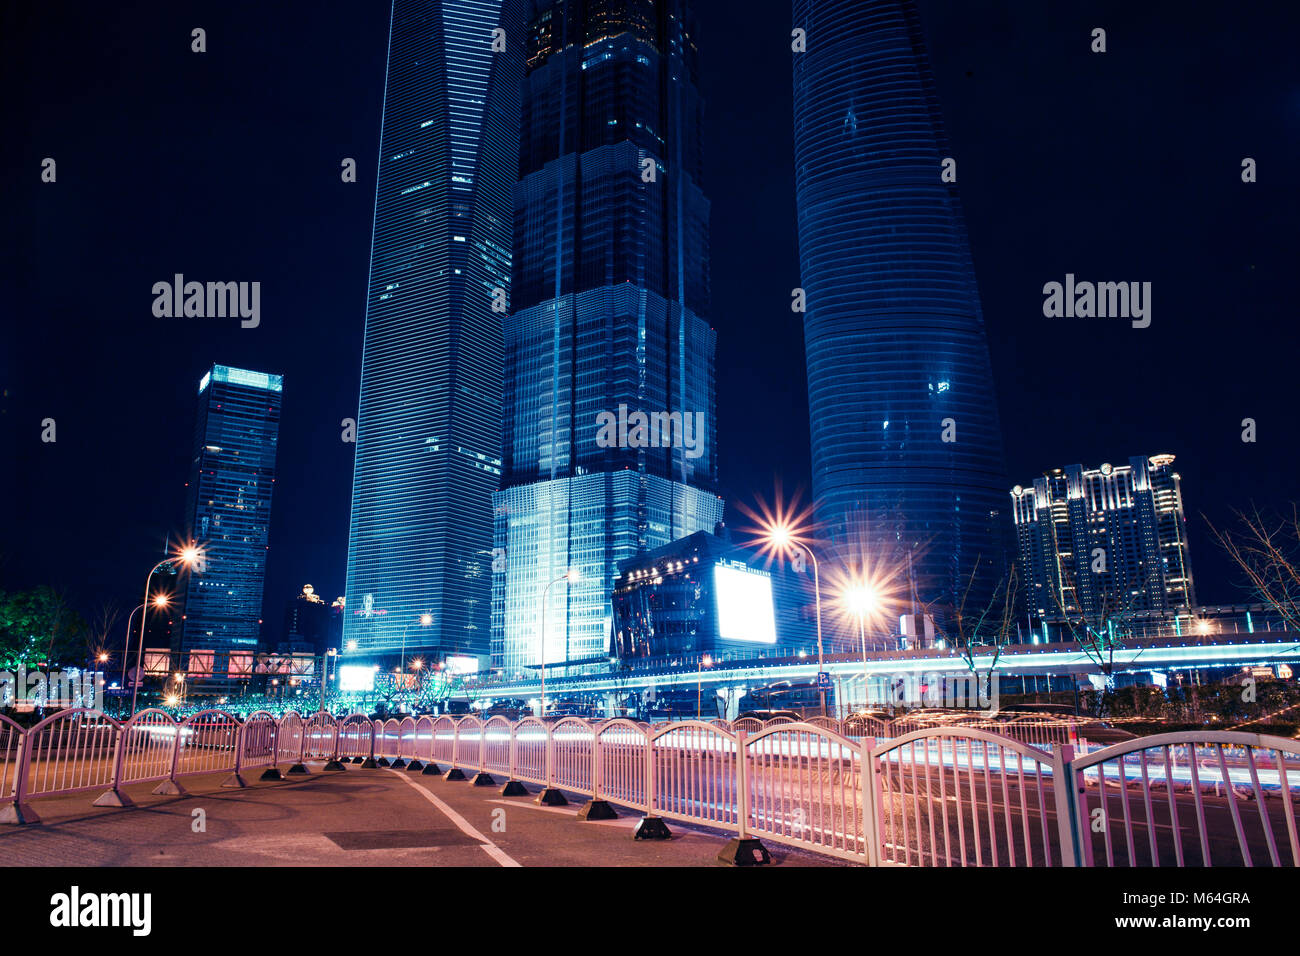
(487, 798, 640, 828)
(392, 771, 522, 867)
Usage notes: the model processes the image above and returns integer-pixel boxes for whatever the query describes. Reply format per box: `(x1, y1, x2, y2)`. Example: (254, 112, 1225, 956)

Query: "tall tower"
(791, 0, 1008, 626)
(344, 0, 523, 664)
(179, 365, 282, 684)
(492, 0, 722, 676)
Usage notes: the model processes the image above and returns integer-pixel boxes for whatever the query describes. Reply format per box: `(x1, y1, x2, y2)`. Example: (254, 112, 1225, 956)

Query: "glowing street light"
(744, 491, 828, 716)
(845, 580, 880, 707)
(131, 543, 203, 716)
(399, 613, 434, 690)
(697, 653, 713, 718)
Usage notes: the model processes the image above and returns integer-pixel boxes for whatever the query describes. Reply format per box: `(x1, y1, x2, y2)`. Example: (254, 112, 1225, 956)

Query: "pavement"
(0, 762, 855, 867)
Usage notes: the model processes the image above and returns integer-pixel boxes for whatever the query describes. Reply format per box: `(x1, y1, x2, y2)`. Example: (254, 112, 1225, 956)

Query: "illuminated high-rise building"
(178, 365, 282, 683)
(791, 0, 1009, 626)
(343, 0, 523, 664)
(1011, 455, 1196, 624)
(492, 0, 722, 676)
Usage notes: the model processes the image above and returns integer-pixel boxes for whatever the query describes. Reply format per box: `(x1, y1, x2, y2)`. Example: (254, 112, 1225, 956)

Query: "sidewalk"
(0, 763, 855, 867)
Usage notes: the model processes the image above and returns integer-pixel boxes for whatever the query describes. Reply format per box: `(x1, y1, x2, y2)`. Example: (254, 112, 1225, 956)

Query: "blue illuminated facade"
(344, 0, 523, 663)
(179, 365, 282, 682)
(791, 0, 1008, 626)
(492, 0, 723, 676)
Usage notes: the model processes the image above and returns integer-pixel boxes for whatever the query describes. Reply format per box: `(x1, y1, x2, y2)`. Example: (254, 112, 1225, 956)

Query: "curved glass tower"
(792, 0, 1008, 624)
(344, 0, 522, 664)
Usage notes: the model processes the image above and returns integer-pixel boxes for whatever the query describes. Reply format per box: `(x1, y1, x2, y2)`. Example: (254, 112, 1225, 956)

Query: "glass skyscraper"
(791, 0, 1008, 627)
(179, 365, 282, 682)
(344, 0, 523, 663)
(492, 0, 722, 676)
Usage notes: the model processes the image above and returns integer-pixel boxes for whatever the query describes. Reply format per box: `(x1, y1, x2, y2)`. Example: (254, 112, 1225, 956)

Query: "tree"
(929, 559, 1020, 711)
(1208, 504, 1300, 630)
(0, 587, 88, 671)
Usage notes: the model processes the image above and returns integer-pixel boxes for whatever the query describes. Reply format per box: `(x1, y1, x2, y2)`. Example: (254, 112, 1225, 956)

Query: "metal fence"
(2, 708, 1297, 867)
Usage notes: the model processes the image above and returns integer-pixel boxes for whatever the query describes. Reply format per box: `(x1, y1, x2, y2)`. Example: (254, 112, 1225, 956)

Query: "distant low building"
(281, 584, 343, 657)
(1011, 454, 1196, 625)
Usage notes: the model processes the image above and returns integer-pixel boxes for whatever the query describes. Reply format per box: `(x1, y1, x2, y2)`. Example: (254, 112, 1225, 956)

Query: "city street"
(0, 763, 851, 868)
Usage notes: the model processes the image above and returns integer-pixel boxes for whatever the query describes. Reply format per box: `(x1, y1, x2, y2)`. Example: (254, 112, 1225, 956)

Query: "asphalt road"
(0, 761, 853, 867)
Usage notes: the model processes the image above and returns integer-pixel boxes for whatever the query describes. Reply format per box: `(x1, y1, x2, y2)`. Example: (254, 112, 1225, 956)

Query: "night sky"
(4, 1, 1297, 632)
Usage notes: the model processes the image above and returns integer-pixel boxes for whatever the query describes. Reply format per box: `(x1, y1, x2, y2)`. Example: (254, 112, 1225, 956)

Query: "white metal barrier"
(3, 709, 1297, 869)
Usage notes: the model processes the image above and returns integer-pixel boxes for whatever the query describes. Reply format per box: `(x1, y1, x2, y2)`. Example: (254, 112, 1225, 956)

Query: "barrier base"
(578, 799, 617, 821)
(361, 757, 379, 769)
(500, 780, 528, 796)
(390, 758, 407, 769)
(260, 768, 283, 781)
(351, 756, 366, 764)
(443, 767, 467, 781)
(407, 760, 425, 771)
(286, 764, 310, 776)
(323, 760, 346, 772)
(375, 757, 391, 767)
(152, 779, 186, 796)
(633, 816, 672, 840)
(422, 763, 442, 775)
(535, 788, 568, 807)
(717, 837, 771, 866)
(471, 772, 496, 787)
(221, 773, 248, 789)
(0, 803, 40, 825)
(93, 788, 133, 808)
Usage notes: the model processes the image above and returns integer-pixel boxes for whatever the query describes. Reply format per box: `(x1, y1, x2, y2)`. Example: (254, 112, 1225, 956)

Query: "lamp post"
(539, 568, 580, 719)
(399, 613, 433, 697)
(697, 654, 713, 718)
(131, 546, 201, 717)
(763, 526, 826, 716)
(847, 584, 878, 711)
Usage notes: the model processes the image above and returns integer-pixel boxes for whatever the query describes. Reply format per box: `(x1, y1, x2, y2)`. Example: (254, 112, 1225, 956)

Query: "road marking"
(392, 771, 522, 867)
(487, 798, 640, 828)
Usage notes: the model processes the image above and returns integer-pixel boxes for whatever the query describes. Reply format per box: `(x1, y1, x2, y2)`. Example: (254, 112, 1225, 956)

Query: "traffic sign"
(816, 671, 832, 691)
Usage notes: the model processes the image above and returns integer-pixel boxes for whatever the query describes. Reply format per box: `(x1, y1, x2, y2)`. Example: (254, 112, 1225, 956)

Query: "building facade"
(1011, 454, 1196, 624)
(343, 0, 524, 665)
(791, 0, 1009, 628)
(492, 0, 723, 676)
(611, 531, 818, 660)
(178, 364, 282, 684)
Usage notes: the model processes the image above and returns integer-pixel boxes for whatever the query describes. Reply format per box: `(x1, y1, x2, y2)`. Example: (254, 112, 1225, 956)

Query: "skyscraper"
(791, 0, 1008, 626)
(178, 364, 282, 684)
(492, 0, 722, 676)
(344, 0, 523, 664)
(1011, 455, 1196, 625)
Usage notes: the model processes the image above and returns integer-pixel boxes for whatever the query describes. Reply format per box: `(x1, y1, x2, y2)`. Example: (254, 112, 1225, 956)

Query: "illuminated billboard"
(444, 655, 479, 675)
(339, 665, 377, 693)
(713, 563, 777, 644)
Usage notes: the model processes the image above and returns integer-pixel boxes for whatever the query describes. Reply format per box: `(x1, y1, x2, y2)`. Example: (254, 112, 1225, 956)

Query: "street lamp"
(399, 614, 433, 696)
(846, 583, 878, 710)
(539, 568, 580, 719)
(131, 545, 202, 716)
(761, 521, 827, 716)
(121, 594, 169, 705)
(697, 654, 713, 718)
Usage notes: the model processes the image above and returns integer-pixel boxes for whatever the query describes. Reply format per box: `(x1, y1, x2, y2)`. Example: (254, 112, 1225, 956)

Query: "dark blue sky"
(3, 1, 1297, 630)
